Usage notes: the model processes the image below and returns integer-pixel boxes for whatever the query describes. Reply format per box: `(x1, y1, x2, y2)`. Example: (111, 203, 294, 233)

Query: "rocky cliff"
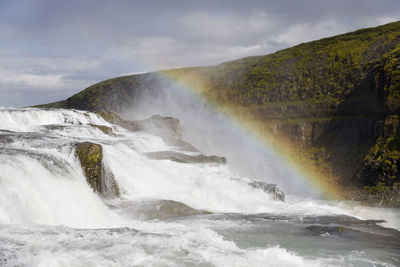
(38, 21, 400, 206)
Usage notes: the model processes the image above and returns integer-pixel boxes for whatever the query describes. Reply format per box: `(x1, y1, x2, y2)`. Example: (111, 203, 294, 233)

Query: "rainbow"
(136, 67, 343, 199)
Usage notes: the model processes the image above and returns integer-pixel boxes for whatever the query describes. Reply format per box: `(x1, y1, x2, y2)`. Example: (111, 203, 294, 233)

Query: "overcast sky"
(0, 0, 399, 107)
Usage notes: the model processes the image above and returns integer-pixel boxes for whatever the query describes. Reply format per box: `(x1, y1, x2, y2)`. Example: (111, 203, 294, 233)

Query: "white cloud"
(368, 16, 398, 27)
(179, 11, 278, 45)
(1, 0, 399, 106)
(0, 70, 63, 89)
(274, 21, 348, 46)
(113, 37, 271, 70)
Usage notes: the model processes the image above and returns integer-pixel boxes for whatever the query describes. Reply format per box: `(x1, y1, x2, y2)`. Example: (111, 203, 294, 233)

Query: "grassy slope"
(41, 21, 400, 205)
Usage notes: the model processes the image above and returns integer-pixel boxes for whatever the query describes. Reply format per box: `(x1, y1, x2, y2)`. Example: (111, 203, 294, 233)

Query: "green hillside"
(39, 21, 400, 206)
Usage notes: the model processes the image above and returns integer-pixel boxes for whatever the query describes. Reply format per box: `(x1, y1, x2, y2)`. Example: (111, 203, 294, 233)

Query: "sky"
(0, 0, 399, 107)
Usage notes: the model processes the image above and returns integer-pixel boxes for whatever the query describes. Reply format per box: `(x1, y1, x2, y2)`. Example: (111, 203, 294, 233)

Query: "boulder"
(108, 199, 211, 220)
(139, 200, 211, 219)
(75, 142, 120, 198)
(250, 181, 285, 202)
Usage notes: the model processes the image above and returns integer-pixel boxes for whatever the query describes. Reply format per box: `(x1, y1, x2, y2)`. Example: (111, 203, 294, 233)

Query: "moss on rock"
(75, 142, 103, 193)
(75, 142, 120, 198)
(360, 115, 400, 207)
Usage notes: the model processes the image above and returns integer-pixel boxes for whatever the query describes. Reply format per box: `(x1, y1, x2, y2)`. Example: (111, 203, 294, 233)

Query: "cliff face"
(39, 21, 400, 205)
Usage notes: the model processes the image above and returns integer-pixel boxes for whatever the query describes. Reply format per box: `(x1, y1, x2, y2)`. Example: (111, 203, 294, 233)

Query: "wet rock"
(306, 225, 350, 236)
(1, 147, 71, 175)
(0, 133, 14, 145)
(44, 123, 117, 137)
(145, 151, 226, 164)
(75, 142, 103, 193)
(97, 112, 199, 151)
(96, 111, 139, 133)
(95, 110, 123, 125)
(108, 199, 211, 220)
(98, 112, 181, 140)
(135, 115, 182, 140)
(299, 215, 386, 226)
(88, 124, 117, 136)
(170, 139, 200, 152)
(101, 165, 121, 199)
(131, 115, 192, 148)
(43, 124, 68, 131)
(142, 200, 211, 219)
(250, 181, 285, 202)
(75, 142, 120, 198)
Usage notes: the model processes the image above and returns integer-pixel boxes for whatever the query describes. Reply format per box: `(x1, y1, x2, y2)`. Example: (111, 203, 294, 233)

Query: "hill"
(39, 21, 400, 206)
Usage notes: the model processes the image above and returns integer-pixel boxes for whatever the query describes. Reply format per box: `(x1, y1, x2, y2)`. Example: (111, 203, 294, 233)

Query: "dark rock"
(0, 133, 14, 145)
(306, 225, 350, 236)
(96, 110, 124, 124)
(140, 200, 211, 219)
(43, 124, 70, 132)
(145, 151, 226, 164)
(75, 142, 120, 198)
(98, 113, 182, 142)
(88, 123, 117, 136)
(171, 139, 200, 152)
(108, 199, 211, 220)
(250, 181, 285, 202)
(299, 215, 386, 226)
(44, 123, 117, 137)
(133, 115, 182, 145)
(101, 165, 121, 199)
(97, 111, 200, 151)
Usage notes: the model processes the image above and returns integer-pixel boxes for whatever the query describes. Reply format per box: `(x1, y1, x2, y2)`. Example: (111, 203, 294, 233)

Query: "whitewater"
(0, 107, 399, 267)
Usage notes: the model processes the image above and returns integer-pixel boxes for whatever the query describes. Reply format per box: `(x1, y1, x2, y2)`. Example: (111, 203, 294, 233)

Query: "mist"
(122, 75, 320, 198)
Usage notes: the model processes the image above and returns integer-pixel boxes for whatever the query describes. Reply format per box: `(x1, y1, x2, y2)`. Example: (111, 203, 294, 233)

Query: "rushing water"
(0, 107, 399, 267)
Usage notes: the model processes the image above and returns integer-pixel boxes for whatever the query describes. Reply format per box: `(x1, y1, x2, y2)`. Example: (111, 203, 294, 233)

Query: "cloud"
(178, 11, 278, 45)
(0, 70, 63, 89)
(366, 16, 399, 27)
(0, 0, 399, 106)
(274, 21, 348, 46)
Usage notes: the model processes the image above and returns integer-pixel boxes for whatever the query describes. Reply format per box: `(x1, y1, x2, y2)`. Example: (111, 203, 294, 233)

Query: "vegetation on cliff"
(361, 115, 400, 206)
(41, 21, 400, 205)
